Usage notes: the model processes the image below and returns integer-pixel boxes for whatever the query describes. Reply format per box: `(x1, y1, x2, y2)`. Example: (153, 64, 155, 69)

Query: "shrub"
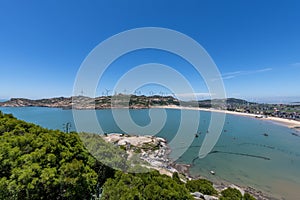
(185, 179, 218, 195)
(244, 192, 256, 200)
(220, 187, 243, 200)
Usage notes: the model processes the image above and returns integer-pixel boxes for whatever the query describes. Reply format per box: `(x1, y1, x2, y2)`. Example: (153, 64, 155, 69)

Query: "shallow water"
(1, 107, 299, 199)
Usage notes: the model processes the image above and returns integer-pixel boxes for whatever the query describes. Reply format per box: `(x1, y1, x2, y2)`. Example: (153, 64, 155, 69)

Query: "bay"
(1, 106, 299, 199)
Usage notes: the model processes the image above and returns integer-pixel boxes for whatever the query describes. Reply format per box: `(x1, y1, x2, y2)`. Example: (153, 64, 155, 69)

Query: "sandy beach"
(151, 105, 300, 129)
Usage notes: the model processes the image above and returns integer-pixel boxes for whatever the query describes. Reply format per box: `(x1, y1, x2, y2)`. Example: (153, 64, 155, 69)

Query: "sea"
(0, 107, 299, 199)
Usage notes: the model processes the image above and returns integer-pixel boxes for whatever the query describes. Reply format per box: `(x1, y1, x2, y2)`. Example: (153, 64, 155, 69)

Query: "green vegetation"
(220, 188, 243, 200)
(172, 172, 182, 184)
(186, 179, 218, 195)
(80, 133, 129, 172)
(101, 170, 193, 200)
(244, 192, 256, 200)
(220, 188, 256, 200)
(140, 142, 160, 151)
(0, 111, 114, 199)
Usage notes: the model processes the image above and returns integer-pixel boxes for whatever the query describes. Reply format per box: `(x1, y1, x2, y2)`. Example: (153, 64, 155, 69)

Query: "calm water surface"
(1, 107, 299, 199)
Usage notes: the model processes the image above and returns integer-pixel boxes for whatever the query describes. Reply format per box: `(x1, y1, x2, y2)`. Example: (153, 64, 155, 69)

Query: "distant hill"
(290, 102, 300, 105)
(0, 97, 72, 108)
(0, 96, 253, 109)
(0, 95, 253, 110)
(0, 95, 181, 109)
(180, 98, 254, 108)
(198, 98, 254, 105)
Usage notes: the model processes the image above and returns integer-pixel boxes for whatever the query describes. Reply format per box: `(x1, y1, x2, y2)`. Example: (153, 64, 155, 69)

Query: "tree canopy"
(101, 170, 193, 200)
(0, 111, 113, 199)
(220, 187, 256, 200)
(185, 178, 218, 195)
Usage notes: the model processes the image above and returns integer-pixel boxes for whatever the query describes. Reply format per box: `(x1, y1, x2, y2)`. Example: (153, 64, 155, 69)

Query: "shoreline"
(2, 105, 300, 129)
(151, 105, 300, 129)
(102, 133, 271, 200)
(2, 105, 299, 129)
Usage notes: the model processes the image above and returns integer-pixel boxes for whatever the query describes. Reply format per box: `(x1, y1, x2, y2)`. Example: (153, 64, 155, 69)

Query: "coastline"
(151, 105, 300, 129)
(102, 133, 271, 200)
(2, 104, 299, 130)
(2, 104, 300, 129)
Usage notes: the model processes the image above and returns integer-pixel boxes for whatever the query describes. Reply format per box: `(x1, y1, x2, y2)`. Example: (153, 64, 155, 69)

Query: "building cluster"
(226, 103, 300, 121)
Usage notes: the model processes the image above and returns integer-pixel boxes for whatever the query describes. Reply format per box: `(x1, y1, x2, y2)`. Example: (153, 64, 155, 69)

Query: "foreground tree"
(185, 179, 218, 195)
(220, 187, 256, 200)
(101, 171, 193, 200)
(0, 111, 113, 199)
(220, 188, 243, 200)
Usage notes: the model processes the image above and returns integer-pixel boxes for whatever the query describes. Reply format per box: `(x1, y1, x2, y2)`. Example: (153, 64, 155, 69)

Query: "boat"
(210, 170, 215, 175)
(263, 133, 269, 137)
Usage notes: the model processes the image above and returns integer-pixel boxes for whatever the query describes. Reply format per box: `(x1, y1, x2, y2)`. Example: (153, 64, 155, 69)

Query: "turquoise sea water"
(1, 107, 299, 199)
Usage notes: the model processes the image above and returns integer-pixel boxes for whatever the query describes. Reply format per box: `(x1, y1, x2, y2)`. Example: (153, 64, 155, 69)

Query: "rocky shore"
(102, 133, 272, 200)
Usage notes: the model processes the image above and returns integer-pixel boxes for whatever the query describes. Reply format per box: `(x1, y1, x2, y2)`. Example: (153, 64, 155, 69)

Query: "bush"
(172, 172, 182, 184)
(101, 171, 193, 200)
(185, 179, 218, 195)
(0, 113, 114, 199)
(220, 187, 243, 200)
(244, 192, 256, 200)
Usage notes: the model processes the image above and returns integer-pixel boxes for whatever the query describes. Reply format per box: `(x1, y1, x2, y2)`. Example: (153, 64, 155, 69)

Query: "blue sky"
(0, 0, 300, 103)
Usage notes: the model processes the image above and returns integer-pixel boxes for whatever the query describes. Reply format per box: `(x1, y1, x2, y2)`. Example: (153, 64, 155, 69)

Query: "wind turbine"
(105, 88, 111, 96)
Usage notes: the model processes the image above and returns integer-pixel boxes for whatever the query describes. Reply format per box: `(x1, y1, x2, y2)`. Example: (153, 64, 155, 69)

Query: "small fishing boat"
(263, 133, 269, 137)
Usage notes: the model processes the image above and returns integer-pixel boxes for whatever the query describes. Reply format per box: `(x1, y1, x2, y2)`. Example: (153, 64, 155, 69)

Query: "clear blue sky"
(0, 0, 300, 103)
